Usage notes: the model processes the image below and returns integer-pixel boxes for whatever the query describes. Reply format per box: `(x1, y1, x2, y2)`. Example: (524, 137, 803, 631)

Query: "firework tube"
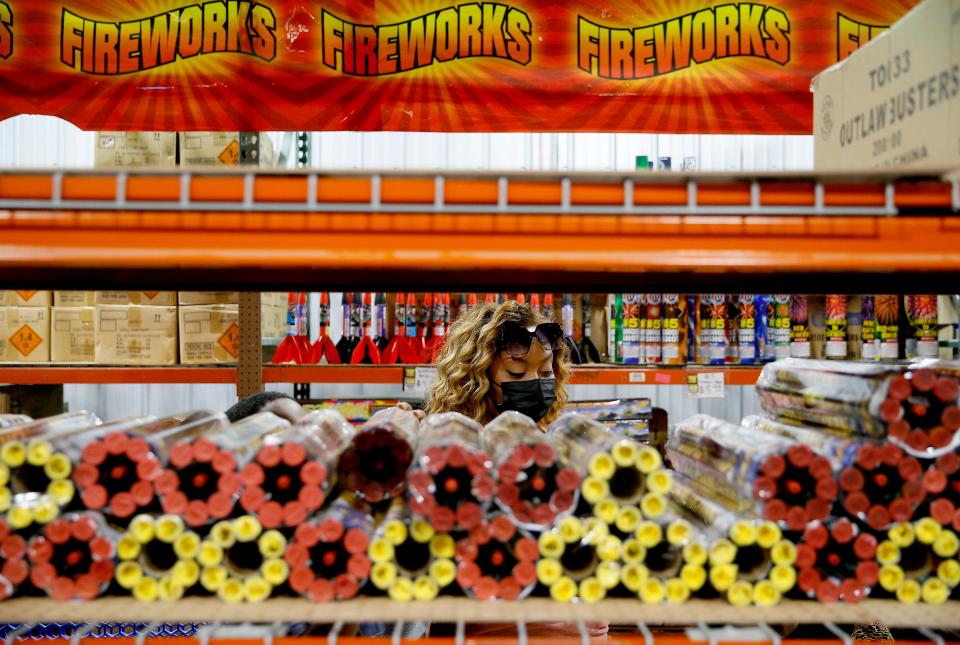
(367, 499, 456, 602)
(69, 414, 196, 523)
(287, 494, 374, 602)
(239, 412, 344, 530)
(115, 513, 202, 602)
(197, 515, 288, 603)
(874, 518, 960, 604)
(620, 514, 705, 604)
(482, 411, 580, 531)
(741, 416, 861, 472)
(0, 415, 30, 429)
(668, 414, 838, 528)
(793, 518, 878, 603)
(0, 516, 28, 600)
(550, 412, 669, 515)
(338, 407, 418, 503)
(27, 511, 117, 600)
(536, 515, 612, 602)
(928, 450, 960, 532)
(455, 513, 538, 601)
(407, 413, 494, 532)
(669, 475, 797, 606)
(149, 413, 242, 528)
(0, 411, 100, 515)
(838, 442, 931, 531)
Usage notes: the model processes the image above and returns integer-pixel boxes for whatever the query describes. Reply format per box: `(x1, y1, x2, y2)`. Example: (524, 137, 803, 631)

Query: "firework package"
(756, 358, 960, 457)
(337, 407, 419, 503)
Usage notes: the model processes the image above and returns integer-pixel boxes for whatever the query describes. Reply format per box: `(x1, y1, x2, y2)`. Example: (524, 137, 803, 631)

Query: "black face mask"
(496, 378, 557, 422)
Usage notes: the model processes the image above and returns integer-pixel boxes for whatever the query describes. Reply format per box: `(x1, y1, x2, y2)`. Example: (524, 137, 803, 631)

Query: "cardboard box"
(262, 304, 286, 338)
(54, 291, 96, 307)
(813, 0, 960, 170)
(95, 305, 177, 366)
(178, 292, 240, 306)
(0, 307, 50, 363)
(94, 291, 177, 306)
(0, 291, 52, 307)
(179, 305, 240, 365)
(179, 133, 275, 167)
(51, 307, 95, 363)
(94, 132, 176, 168)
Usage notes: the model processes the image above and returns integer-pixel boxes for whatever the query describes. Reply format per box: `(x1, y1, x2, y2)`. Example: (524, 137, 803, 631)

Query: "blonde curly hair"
(426, 301, 570, 426)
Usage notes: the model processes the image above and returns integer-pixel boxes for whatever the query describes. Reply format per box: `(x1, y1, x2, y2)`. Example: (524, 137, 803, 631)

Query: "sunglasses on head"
(498, 321, 563, 359)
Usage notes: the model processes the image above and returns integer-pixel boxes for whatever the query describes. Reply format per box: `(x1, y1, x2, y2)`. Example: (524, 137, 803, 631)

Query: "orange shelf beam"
(0, 367, 236, 385)
(262, 365, 405, 384)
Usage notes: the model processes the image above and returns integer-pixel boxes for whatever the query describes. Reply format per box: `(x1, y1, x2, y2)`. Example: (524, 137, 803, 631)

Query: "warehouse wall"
(0, 115, 807, 422)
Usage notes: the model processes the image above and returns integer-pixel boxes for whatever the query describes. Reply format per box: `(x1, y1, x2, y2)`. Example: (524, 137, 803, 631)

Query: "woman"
(426, 300, 607, 640)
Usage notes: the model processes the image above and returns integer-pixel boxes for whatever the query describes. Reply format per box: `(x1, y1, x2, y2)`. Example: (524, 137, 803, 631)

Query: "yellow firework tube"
(938, 559, 960, 587)
(727, 580, 754, 607)
(596, 561, 621, 590)
(116, 561, 144, 590)
(709, 563, 738, 592)
(217, 578, 244, 603)
(612, 440, 638, 467)
(681, 563, 707, 592)
(156, 515, 184, 543)
(410, 518, 434, 543)
(430, 534, 455, 559)
(596, 535, 622, 562)
(429, 559, 456, 588)
(536, 558, 563, 586)
(915, 518, 941, 545)
(635, 521, 663, 548)
(199, 541, 224, 568)
(557, 516, 582, 543)
(389, 577, 414, 602)
(383, 518, 408, 545)
(0, 487, 10, 514)
(157, 577, 184, 602)
(594, 499, 618, 525)
(896, 578, 921, 604)
(117, 535, 141, 561)
(1, 442, 25, 468)
(258, 530, 287, 559)
(578, 576, 605, 603)
(888, 522, 915, 548)
(134, 577, 160, 603)
(665, 577, 690, 603)
(684, 542, 708, 567)
(879, 564, 905, 593)
(934, 529, 959, 559)
(709, 539, 737, 566)
(44, 453, 72, 481)
(769, 564, 796, 593)
(622, 538, 646, 564)
(877, 540, 900, 566)
(588, 452, 616, 480)
(201, 566, 228, 592)
(369, 536, 395, 563)
(261, 558, 289, 586)
(243, 577, 272, 603)
(174, 532, 201, 560)
(538, 532, 565, 559)
(615, 505, 642, 534)
(32, 497, 59, 524)
(730, 520, 758, 547)
(770, 541, 797, 566)
(371, 562, 398, 590)
(666, 519, 693, 546)
(646, 470, 671, 495)
(752, 580, 780, 607)
(7, 505, 32, 530)
(621, 562, 648, 592)
(172, 560, 200, 588)
(0, 464, 8, 488)
(549, 576, 577, 603)
(234, 515, 261, 542)
(756, 521, 781, 549)
(26, 440, 53, 467)
(413, 575, 439, 601)
(47, 479, 74, 506)
(641, 493, 666, 519)
(582, 477, 610, 505)
(921, 578, 949, 605)
(639, 577, 665, 603)
(636, 445, 663, 473)
(130, 514, 156, 543)
(210, 520, 236, 548)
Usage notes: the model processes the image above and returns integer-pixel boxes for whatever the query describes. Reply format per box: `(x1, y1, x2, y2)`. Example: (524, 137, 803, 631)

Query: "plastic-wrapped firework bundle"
(71, 414, 188, 523)
(536, 515, 615, 602)
(548, 412, 669, 523)
(338, 407, 418, 503)
(26, 512, 116, 601)
(367, 500, 456, 601)
(407, 413, 495, 532)
(669, 476, 798, 607)
(874, 518, 960, 604)
(197, 515, 288, 603)
(1, 411, 101, 516)
(482, 412, 579, 530)
(0, 415, 30, 429)
(741, 416, 861, 473)
(668, 414, 837, 530)
(286, 494, 374, 602)
(928, 451, 960, 532)
(455, 513, 538, 601)
(239, 411, 349, 530)
(793, 518, 879, 603)
(0, 517, 28, 600)
(880, 362, 960, 456)
(838, 442, 933, 531)
(154, 412, 284, 528)
(115, 514, 202, 602)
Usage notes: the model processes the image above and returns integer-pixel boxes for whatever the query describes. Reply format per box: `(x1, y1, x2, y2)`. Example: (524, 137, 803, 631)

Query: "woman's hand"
(397, 401, 426, 421)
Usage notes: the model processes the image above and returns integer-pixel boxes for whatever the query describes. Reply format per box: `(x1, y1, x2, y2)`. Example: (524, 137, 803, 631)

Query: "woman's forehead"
(504, 342, 553, 365)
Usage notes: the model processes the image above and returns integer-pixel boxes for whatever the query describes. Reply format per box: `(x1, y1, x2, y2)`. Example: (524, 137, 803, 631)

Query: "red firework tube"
(337, 407, 418, 503)
(841, 442, 927, 530)
(796, 518, 875, 603)
(407, 413, 494, 531)
(288, 495, 374, 601)
(454, 514, 538, 601)
(0, 518, 28, 600)
(27, 512, 116, 600)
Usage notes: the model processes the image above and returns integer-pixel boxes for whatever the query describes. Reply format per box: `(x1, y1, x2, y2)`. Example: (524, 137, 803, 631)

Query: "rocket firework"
(350, 293, 382, 364)
(338, 407, 418, 503)
(287, 495, 373, 602)
(198, 515, 288, 604)
(794, 518, 878, 603)
(455, 513, 538, 600)
(335, 293, 357, 364)
(0, 517, 28, 600)
(27, 512, 116, 601)
(115, 514, 202, 602)
(482, 412, 580, 530)
(381, 293, 408, 364)
(367, 500, 456, 602)
(310, 292, 340, 364)
(407, 413, 494, 532)
(874, 518, 959, 605)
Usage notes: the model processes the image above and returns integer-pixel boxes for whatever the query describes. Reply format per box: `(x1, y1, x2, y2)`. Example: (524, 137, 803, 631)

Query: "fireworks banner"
(0, 1, 917, 132)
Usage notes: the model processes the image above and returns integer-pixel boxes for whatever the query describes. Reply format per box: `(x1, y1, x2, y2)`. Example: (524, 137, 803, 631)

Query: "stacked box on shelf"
(0, 303, 49, 364)
(95, 305, 177, 366)
(94, 132, 176, 168)
(179, 305, 239, 365)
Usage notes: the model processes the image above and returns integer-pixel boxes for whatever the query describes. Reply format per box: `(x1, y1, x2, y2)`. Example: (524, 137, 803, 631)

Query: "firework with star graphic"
(860, 296, 878, 360)
(905, 295, 939, 359)
(875, 296, 900, 360)
(790, 296, 811, 359)
(824, 295, 848, 360)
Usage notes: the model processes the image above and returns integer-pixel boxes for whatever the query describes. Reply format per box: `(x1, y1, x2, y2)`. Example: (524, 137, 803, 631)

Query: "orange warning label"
(143, 291, 160, 300)
(218, 322, 240, 358)
(14, 291, 38, 301)
(10, 324, 41, 357)
(218, 139, 240, 165)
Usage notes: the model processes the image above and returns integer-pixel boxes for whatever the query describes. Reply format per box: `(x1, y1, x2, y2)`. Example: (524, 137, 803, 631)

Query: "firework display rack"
(2, 166, 960, 641)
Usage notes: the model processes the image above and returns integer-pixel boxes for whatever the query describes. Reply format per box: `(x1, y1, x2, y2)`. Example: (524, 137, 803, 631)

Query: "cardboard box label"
(218, 139, 240, 165)
(9, 324, 41, 357)
(15, 291, 37, 301)
(218, 322, 240, 358)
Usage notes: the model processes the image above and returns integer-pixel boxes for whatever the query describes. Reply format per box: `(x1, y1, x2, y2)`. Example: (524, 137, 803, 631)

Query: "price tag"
(692, 372, 725, 399)
(628, 371, 646, 383)
(405, 366, 437, 393)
